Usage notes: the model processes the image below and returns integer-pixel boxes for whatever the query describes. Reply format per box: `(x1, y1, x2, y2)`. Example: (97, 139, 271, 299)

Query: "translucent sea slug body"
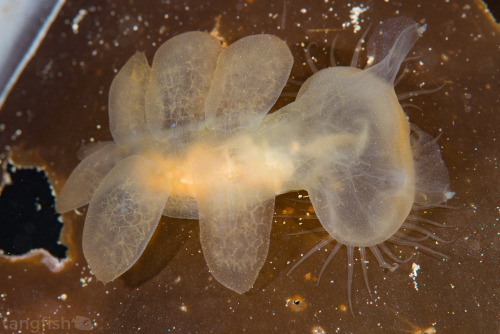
(57, 18, 453, 296)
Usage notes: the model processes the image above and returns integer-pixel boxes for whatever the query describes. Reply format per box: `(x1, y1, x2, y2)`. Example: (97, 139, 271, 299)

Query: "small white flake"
(72, 9, 88, 34)
(409, 263, 420, 291)
(349, 6, 367, 33)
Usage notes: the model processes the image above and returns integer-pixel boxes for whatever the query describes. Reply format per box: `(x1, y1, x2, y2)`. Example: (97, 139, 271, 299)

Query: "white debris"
(409, 262, 421, 291)
(72, 8, 88, 34)
(349, 6, 368, 33)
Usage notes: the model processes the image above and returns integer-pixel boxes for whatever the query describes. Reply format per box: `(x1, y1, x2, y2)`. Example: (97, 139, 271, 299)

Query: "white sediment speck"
(349, 6, 367, 33)
(409, 263, 420, 291)
(72, 9, 88, 34)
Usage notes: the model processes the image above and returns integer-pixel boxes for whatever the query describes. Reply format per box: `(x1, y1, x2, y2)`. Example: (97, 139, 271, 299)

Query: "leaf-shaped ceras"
(56, 31, 293, 292)
(83, 156, 171, 283)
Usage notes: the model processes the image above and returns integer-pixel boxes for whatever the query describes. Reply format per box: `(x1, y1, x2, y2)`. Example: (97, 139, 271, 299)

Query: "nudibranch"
(56, 17, 453, 303)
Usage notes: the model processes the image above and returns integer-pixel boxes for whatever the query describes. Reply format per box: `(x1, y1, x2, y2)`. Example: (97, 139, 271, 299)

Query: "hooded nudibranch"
(56, 17, 454, 305)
